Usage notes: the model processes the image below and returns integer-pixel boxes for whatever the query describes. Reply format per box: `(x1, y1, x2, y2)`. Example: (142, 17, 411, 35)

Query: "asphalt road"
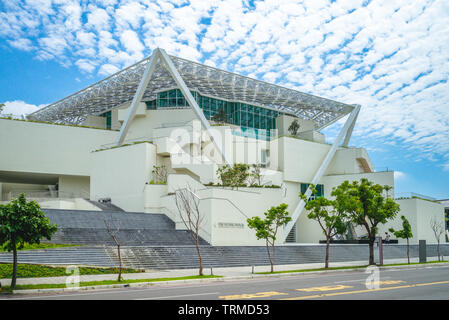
(5, 264, 449, 301)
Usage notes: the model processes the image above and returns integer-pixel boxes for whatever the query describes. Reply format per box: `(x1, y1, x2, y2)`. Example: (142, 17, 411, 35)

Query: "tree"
(430, 216, 445, 261)
(389, 215, 413, 264)
(332, 179, 400, 265)
(0, 103, 4, 114)
(247, 203, 291, 272)
(0, 194, 57, 289)
(248, 163, 263, 186)
(152, 165, 167, 184)
(175, 186, 205, 276)
(104, 213, 123, 281)
(288, 119, 300, 136)
(216, 163, 250, 190)
(301, 185, 347, 269)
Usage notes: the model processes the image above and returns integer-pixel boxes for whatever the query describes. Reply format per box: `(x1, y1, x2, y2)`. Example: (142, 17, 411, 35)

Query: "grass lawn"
(0, 243, 79, 252)
(0, 275, 222, 293)
(0, 263, 145, 279)
(255, 260, 449, 275)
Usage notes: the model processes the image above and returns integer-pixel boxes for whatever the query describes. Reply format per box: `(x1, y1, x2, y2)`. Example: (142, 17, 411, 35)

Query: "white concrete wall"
(121, 108, 198, 142)
(58, 175, 90, 198)
(0, 118, 118, 176)
(81, 115, 106, 129)
(326, 147, 374, 175)
(321, 171, 394, 198)
(144, 184, 168, 213)
(166, 185, 287, 246)
(273, 136, 331, 182)
(376, 198, 445, 244)
(90, 142, 156, 212)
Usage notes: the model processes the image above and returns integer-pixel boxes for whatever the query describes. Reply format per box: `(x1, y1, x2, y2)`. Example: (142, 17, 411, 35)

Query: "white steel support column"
(116, 49, 160, 146)
(158, 48, 233, 167)
(342, 104, 360, 147)
(282, 104, 361, 242)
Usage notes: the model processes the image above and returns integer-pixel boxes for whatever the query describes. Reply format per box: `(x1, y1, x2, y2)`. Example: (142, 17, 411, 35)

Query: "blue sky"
(1, 0, 449, 199)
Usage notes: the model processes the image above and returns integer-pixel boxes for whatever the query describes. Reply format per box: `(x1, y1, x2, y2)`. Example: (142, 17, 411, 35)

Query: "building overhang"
(29, 49, 355, 130)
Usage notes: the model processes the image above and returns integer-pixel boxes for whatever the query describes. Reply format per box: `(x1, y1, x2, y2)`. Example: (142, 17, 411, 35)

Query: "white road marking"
(135, 292, 220, 300)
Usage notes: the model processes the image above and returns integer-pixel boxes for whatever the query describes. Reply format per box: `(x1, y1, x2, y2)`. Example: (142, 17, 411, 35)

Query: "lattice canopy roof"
(29, 51, 355, 129)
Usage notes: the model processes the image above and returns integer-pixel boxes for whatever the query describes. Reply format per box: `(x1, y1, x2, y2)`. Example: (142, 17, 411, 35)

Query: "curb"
(9, 261, 449, 295)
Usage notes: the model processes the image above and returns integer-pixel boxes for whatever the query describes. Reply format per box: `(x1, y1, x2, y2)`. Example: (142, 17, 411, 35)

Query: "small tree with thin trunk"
(300, 185, 347, 269)
(430, 216, 445, 261)
(247, 203, 291, 273)
(104, 213, 123, 282)
(152, 165, 168, 184)
(248, 163, 263, 186)
(0, 194, 57, 289)
(389, 215, 413, 264)
(216, 163, 250, 190)
(175, 186, 204, 276)
(332, 179, 400, 265)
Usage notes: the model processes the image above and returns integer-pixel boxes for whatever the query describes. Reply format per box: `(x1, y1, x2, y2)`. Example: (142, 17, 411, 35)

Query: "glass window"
(159, 91, 167, 99)
(301, 183, 324, 199)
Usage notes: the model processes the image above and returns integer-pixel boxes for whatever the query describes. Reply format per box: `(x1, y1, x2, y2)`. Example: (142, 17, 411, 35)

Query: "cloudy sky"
(0, 0, 448, 199)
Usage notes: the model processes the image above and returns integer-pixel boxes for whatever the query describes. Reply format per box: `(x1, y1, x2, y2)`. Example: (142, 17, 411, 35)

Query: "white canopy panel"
(29, 51, 355, 129)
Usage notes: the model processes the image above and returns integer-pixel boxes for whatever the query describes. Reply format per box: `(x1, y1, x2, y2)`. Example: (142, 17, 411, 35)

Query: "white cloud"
(394, 171, 407, 180)
(120, 29, 144, 56)
(75, 59, 97, 73)
(1, 100, 47, 116)
(98, 63, 120, 76)
(7, 38, 34, 51)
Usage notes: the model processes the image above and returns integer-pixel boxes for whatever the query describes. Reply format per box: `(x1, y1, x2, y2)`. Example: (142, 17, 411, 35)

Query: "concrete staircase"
(106, 244, 449, 270)
(1, 243, 448, 269)
(0, 246, 116, 267)
(1, 209, 448, 269)
(42, 209, 208, 246)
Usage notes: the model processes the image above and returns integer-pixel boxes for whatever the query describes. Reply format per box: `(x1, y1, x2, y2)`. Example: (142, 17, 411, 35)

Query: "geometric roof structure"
(29, 50, 355, 130)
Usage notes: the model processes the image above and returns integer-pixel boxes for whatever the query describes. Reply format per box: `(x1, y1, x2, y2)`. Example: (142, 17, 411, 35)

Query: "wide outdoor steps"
(42, 209, 208, 246)
(1, 244, 448, 270)
(1, 209, 448, 269)
(107, 244, 449, 270)
(0, 247, 117, 267)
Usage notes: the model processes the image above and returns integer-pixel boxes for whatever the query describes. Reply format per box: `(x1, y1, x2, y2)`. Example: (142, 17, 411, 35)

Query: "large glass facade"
(144, 89, 282, 140)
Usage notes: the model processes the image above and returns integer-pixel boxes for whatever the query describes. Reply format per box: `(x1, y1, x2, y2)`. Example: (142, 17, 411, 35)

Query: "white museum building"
(0, 48, 446, 246)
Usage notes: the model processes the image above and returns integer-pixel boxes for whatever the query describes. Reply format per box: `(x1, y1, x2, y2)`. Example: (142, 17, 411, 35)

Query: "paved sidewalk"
(0, 256, 445, 287)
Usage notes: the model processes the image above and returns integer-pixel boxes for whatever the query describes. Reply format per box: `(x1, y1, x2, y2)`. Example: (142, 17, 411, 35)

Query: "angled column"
(158, 48, 234, 167)
(282, 104, 361, 242)
(342, 104, 360, 147)
(116, 49, 160, 146)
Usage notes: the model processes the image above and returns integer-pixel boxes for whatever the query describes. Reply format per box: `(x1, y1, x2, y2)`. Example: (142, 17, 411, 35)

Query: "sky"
(0, 0, 448, 199)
